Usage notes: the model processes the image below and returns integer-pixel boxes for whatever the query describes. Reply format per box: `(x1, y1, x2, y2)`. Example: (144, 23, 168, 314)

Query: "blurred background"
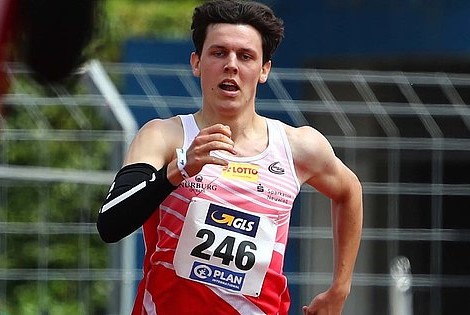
(1, 0, 470, 314)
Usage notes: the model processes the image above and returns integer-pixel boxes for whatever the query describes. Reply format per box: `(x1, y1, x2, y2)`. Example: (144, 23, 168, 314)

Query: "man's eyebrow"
(238, 47, 257, 54)
(207, 45, 227, 50)
(207, 45, 257, 54)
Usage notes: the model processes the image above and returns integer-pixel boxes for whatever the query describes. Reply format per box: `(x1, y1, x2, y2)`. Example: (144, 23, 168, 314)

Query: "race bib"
(174, 198, 276, 297)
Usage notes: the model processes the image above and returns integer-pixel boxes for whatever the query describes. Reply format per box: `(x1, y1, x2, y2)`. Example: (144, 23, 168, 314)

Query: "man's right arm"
(96, 118, 237, 243)
(96, 118, 181, 243)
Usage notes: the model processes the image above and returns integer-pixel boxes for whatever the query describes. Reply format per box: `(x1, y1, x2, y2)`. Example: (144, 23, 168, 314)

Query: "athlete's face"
(191, 23, 271, 115)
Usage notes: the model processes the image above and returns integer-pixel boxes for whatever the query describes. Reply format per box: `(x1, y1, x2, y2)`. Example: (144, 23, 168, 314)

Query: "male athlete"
(97, 1, 363, 314)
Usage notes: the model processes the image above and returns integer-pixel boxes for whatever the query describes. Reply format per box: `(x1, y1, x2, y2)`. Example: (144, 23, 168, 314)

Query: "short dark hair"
(191, 0, 284, 64)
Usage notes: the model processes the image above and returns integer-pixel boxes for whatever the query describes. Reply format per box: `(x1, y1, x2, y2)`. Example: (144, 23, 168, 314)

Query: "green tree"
(1, 0, 203, 313)
(98, 0, 204, 61)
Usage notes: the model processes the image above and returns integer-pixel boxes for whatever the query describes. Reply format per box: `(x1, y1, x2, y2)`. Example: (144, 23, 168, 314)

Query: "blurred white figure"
(390, 256, 413, 315)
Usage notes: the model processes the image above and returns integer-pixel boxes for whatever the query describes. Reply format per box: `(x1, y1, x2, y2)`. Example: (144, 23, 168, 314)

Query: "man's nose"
(224, 53, 238, 74)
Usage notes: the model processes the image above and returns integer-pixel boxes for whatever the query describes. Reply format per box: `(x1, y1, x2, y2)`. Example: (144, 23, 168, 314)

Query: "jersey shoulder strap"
(178, 114, 199, 150)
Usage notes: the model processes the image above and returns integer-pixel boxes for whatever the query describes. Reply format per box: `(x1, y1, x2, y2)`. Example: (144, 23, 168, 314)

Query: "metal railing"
(2, 61, 470, 314)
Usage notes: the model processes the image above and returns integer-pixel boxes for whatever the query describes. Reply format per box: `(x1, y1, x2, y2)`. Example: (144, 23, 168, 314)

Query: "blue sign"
(205, 203, 260, 237)
(190, 261, 246, 292)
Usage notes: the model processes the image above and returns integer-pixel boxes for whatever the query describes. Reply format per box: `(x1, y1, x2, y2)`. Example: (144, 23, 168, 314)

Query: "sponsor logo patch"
(190, 261, 245, 292)
(222, 162, 259, 182)
(179, 175, 218, 195)
(268, 161, 285, 175)
(205, 203, 260, 237)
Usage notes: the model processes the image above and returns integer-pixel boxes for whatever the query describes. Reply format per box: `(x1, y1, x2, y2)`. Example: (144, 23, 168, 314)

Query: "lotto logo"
(222, 162, 259, 182)
(205, 204, 260, 237)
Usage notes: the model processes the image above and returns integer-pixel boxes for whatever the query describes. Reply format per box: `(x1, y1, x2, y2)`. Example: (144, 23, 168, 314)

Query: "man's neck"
(194, 110, 268, 156)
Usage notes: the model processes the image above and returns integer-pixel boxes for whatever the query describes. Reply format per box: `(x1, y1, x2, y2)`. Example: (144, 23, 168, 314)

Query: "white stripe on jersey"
(160, 205, 185, 221)
(273, 242, 286, 255)
(143, 289, 158, 315)
(208, 286, 266, 315)
(157, 225, 179, 239)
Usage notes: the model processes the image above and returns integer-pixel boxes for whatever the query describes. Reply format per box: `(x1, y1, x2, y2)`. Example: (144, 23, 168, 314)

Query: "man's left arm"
(304, 156, 363, 314)
(290, 125, 363, 315)
(314, 156, 363, 315)
(330, 158, 363, 299)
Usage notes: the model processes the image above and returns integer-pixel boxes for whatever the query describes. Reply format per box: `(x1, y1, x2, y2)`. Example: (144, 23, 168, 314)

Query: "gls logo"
(210, 212, 255, 232)
(205, 204, 260, 237)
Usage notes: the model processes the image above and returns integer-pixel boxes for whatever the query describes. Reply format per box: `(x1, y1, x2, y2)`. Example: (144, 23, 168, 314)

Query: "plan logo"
(190, 261, 245, 292)
(205, 203, 260, 237)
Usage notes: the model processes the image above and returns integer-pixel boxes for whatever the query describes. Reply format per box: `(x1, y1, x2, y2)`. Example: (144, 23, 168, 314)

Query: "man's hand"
(302, 287, 348, 315)
(183, 123, 236, 177)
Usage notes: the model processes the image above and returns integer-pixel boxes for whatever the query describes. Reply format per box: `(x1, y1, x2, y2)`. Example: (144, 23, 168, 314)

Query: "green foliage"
(2, 1, 206, 313)
(97, 0, 204, 61)
(107, 0, 201, 38)
(6, 280, 108, 315)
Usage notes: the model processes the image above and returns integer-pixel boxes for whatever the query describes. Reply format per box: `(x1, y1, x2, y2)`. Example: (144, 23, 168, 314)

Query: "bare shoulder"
(283, 123, 361, 200)
(123, 116, 183, 168)
(282, 123, 336, 183)
(138, 116, 182, 140)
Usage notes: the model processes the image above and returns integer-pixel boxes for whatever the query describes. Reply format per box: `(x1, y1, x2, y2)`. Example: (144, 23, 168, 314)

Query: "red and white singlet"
(132, 114, 301, 315)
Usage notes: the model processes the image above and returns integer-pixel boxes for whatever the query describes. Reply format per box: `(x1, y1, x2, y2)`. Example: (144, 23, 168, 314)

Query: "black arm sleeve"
(96, 163, 177, 243)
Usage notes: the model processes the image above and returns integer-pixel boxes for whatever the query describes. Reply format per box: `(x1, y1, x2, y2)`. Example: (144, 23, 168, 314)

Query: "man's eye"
(241, 54, 252, 61)
(214, 51, 225, 57)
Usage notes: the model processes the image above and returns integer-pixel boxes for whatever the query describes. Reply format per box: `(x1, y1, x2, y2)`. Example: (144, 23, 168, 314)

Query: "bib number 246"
(190, 228, 257, 271)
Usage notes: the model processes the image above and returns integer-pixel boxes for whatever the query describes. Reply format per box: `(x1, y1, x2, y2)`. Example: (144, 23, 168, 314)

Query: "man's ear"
(190, 52, 201, 77)
(259, 60, 272, 84)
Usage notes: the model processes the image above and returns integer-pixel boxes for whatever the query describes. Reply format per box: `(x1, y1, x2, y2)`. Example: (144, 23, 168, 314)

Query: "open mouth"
(219, 80, 239, 92)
